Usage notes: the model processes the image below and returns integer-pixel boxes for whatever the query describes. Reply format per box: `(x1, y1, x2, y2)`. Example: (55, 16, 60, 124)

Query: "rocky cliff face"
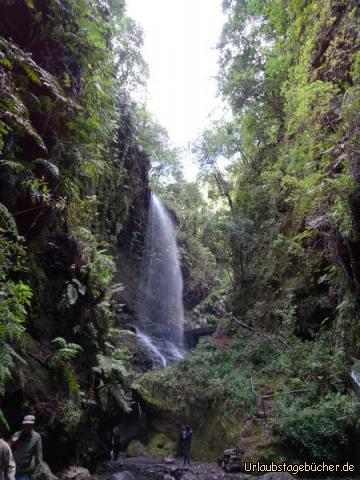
(0, 124, 150, 469)
(0, 0, 151, 470)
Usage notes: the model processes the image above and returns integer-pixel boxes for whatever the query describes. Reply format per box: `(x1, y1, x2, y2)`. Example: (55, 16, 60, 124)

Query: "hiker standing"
(0, 432, 16, 480)
(111, 426, 121, 461)
(179, 425, 192, 466)
(10, 415, 42, 480)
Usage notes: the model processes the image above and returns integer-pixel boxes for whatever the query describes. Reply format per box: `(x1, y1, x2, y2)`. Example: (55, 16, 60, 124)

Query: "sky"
(126, 0, 226, 180)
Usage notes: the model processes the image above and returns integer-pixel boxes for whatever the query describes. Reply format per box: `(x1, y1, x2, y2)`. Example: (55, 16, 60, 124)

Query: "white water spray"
(136, 329, 167, 368)
(137, 193, 185, 366)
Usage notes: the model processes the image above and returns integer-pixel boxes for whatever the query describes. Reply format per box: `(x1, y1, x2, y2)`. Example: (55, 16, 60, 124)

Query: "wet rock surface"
(96, 458, 253, 480)
(59, 466, 92, 480)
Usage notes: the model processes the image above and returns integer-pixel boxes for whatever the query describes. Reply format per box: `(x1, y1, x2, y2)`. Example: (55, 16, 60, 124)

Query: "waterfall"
(137, 193, 185, 367)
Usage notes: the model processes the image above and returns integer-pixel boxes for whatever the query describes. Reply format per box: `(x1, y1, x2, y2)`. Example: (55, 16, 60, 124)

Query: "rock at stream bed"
(109, 473, 135, 480)
(59, 466, 91, 480)
(96, 457, 251, 480)
(32, 462, 58, 480)
(220, 448, 244, 472)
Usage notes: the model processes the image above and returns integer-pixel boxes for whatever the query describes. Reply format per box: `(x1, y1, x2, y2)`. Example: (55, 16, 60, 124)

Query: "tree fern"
(93, 353, 132, 413)
(94, 353, 128, 378)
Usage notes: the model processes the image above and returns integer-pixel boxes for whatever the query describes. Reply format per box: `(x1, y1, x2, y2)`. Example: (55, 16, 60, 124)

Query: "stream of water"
(136, 193, 185, 367)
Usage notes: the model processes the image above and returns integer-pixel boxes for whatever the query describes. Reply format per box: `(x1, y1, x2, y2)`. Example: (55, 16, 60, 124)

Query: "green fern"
(94, 353, 127, 377)
(0, 342, 26, 394)
(93, 352, 132, 413)
(51, 337, 83, 362)
(0, 408, 9, 431)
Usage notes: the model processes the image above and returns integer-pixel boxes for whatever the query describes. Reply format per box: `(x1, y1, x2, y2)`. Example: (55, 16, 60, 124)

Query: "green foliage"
(50, 337, 83, 397)
(58, 398, 83, 435)
(142, 335, 278, 416)
(193, 121, 235, 211)
(0, 0, 138, 395)
(0, 36, 67, 152)
(82, 247, 114, 299)
(0, 408, 9, 431)
(275, 393, 360, 461)
(0, 203, 17, 234)
(51, 337, 83, 363)
(0, 210, 31, 392)
(0, 0, 357, 465)
(0, 0, 155, 455)
(0, 341, 21, 394)
(0, 281, 32, 339)
(144, 329, 356, 462)
(93, 349, 132, 413)
(275, 334, 346, 393)
(194, 0, 360, 354)
(266, 332, 359, 462)
(132, 105, 183, 188)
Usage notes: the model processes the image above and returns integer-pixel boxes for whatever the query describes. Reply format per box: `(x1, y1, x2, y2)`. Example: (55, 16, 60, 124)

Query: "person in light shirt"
(10, 415, 42, 480)
(0, 430, 16, 480)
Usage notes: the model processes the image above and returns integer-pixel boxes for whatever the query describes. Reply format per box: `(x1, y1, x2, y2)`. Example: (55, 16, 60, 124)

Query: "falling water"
(137, 193, 185, 367)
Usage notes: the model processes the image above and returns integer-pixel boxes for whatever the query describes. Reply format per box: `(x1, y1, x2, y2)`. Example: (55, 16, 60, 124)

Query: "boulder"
(220, 447, 244, 472)
(32, 462, 58, 480)
(126, 440, 148, 457)
(58, 466, 91, 480)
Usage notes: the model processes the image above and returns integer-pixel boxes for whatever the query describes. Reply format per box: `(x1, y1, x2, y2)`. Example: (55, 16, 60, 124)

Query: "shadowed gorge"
(0, 0, 360, 478)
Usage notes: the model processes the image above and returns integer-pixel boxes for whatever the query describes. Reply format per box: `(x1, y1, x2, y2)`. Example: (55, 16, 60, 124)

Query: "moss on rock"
(139, 375, 250, 461)
(0, 202, 17, 234)
(126, 440, 148, 457)
(137, 340, 288, 462)
(147, 433, 176, 458)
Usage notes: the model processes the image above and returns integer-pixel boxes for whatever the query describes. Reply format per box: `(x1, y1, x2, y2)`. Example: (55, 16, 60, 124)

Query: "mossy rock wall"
(138, 374, 281, 461)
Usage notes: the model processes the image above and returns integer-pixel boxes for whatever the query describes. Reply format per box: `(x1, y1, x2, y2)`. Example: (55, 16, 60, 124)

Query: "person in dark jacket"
(10, 415, 42, 480)
(111, 426, 121, 461)
(179, 425, 192, 466)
